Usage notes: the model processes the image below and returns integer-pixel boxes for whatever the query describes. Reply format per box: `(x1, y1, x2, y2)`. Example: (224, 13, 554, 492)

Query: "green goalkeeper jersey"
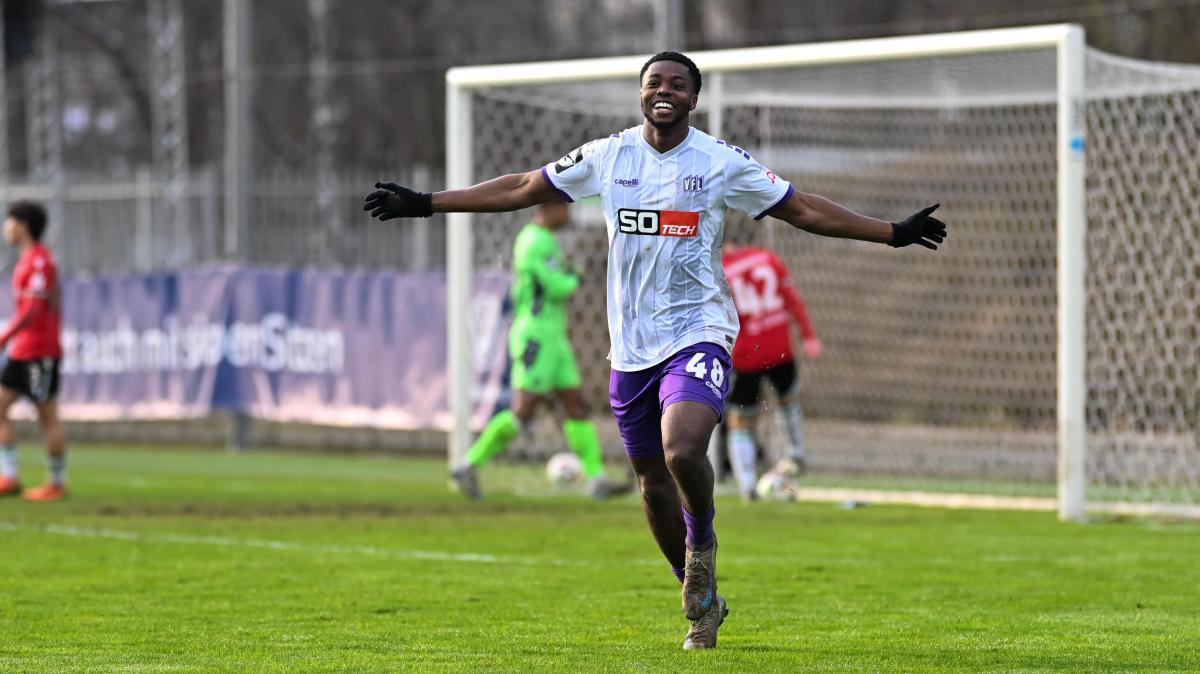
(510, 223, 579, 342)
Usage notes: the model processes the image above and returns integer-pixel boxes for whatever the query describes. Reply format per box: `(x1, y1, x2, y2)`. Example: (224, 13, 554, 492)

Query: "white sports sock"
(775, 400, 807, 461)
(48, 454, 66, 487)
(706, 422, 725, 480)
(1, 446, 17, 480)
(727, 429, 758, 498)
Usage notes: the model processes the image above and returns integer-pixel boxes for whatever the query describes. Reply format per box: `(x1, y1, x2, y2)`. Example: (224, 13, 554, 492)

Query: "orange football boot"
(0, 476, 21, 496)
(22, 483, 67, 502)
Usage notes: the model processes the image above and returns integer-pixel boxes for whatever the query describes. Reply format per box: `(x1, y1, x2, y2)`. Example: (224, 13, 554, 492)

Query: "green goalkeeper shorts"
(510, 334, 581, 395)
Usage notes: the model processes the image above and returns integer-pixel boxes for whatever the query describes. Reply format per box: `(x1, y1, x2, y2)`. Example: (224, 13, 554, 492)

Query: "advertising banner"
(0, 266, 511, 430)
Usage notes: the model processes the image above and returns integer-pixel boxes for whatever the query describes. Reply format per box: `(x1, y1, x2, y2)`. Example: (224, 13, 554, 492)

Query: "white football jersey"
(542, 126, 793, 371)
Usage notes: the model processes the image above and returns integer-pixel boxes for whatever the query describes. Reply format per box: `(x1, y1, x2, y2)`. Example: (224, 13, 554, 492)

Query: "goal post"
(1055, 26, 1086, 522)
(445, 24, 1200, 520)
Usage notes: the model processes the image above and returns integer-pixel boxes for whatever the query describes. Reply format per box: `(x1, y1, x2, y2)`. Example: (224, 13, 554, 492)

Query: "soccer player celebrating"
(450, 201, 628, 500)
(722, 243, 823, 502)
(364, 51, 946, 650)
(0, 202, 69, 501)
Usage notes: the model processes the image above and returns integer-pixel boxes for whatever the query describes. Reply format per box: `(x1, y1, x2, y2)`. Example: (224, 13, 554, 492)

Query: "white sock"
(48, 454, 65, 487)
(727, 429, 758, 497)
(1, 446, 17, 480)
(706, 422, 725, 480)
(775, 401, 807, 461)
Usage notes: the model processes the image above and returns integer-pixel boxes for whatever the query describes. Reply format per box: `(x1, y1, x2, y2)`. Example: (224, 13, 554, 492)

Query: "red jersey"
(723, 246, 815, 373)
(3, 244, 62, 360)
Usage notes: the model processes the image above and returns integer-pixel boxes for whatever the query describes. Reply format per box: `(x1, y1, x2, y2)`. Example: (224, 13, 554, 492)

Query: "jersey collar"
(638, 126, 694, 161)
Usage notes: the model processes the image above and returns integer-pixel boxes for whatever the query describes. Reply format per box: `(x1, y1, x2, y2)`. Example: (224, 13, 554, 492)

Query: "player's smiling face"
(640, 61, 696, 131)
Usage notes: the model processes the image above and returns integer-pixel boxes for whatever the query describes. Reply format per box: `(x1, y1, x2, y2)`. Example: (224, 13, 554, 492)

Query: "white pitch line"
(0, 522, 592, 567)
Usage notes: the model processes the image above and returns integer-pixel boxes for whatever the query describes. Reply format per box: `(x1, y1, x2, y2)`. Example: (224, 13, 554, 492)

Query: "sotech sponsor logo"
(616, 208, 699, 238)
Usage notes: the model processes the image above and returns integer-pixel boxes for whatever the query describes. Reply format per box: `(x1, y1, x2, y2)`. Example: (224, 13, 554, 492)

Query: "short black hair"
(640, 51, 702, 96)
(7, 201, 47, 241)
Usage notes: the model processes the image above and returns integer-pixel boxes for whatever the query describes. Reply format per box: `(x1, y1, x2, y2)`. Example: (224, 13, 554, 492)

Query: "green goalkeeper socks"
(563, 418, 604, 479)
(466, 410, 521, 467)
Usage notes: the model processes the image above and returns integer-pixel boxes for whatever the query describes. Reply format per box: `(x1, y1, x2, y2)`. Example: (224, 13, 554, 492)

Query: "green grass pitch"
(1, 445, 1198, 672)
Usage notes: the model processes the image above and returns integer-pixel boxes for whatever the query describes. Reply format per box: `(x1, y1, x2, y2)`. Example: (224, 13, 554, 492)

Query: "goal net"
(446, 25, 1200, 518)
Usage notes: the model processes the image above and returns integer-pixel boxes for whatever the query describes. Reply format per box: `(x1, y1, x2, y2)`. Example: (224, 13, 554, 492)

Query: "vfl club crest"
(682, 175, 704, 193)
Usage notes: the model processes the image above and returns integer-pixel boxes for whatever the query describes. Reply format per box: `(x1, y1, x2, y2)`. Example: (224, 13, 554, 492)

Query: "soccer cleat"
(774, 455, 808, 478)
(682, 593, 728, 650)
(22, 483, 67, 502)
(682, 540, 717, 621)
(0, 476, 21, 496)
(449, 464, 482, 500)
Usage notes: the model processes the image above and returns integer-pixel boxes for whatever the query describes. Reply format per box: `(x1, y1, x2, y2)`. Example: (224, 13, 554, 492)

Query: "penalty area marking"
(0, 522, 592, 567)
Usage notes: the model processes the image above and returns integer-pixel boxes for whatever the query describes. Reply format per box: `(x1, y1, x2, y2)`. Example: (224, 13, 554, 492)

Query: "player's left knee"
(664, 440, 709, 472)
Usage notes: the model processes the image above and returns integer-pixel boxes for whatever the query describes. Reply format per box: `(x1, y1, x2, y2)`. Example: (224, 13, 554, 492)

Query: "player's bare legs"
(23, 399, 67, 500)
(661, 401, 716, 520)
(556, 388, 587, 420)
(628, 444, 729, 648)
(629, 452, 686, 571)
(0, 388, 20, 494)
(36, 400, 66, 463)
(660, 401, 722, 625)
(510, 389, 540, 424)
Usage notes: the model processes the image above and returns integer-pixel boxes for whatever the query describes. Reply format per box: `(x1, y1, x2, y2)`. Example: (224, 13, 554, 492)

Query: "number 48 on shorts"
(686, 352, 725, 395)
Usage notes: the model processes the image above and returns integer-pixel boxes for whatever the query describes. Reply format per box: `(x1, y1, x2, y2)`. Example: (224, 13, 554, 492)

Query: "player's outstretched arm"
(771, 191, 947, 250)
(364, 170, 558, 220)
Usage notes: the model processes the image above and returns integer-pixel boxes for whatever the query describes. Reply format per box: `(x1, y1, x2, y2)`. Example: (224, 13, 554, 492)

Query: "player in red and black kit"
(721, 243, 822, 501)
(0, 201, 68, 501)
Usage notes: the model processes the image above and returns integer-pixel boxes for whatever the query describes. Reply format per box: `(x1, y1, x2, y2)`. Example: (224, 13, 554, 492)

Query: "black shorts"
(1, 357, 61, 404)
(726, 360, 798, 410)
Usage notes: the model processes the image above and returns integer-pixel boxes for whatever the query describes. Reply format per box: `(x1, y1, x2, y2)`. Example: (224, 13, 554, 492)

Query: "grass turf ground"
(1, 446, 1198, 673)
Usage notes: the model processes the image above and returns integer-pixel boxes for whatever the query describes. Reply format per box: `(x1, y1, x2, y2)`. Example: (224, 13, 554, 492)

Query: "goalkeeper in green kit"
(451, 201, 629, 500)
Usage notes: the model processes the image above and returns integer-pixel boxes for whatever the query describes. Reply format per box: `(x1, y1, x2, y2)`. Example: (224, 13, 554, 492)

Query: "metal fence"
(1, 167, 444, 276)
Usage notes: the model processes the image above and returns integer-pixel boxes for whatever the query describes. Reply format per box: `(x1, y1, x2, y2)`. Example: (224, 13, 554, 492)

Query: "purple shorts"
(609, 342, 732, 460)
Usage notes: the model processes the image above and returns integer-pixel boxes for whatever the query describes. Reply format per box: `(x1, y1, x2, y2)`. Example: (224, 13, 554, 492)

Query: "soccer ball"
(755, 470, 798, 502)
(546, 452, 583, 486)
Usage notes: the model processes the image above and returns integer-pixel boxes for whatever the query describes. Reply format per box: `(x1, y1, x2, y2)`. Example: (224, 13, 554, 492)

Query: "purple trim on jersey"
(539, 166, 574, 203)
(754, 184, 794, 221)
(609, 342, 731, 459)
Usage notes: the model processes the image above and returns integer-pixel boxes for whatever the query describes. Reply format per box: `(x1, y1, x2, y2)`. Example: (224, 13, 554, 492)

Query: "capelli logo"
(613, 178, 640, 187)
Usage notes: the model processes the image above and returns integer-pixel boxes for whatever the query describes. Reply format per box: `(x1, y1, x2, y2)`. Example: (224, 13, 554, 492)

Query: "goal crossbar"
(446, 24, 1078, 88)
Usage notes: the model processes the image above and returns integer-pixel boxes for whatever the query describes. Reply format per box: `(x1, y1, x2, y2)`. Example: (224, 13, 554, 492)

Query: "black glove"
(890, 204, 947, 250)
(363, 182, 433, 220)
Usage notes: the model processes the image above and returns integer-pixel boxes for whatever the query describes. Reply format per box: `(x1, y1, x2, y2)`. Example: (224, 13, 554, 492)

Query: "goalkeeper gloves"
(363, 182, 433, 220)
(890, 204, 947, 250)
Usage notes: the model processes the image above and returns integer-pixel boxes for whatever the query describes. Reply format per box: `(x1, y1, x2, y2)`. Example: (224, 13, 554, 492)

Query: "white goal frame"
(445, 24, 1088, 521)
